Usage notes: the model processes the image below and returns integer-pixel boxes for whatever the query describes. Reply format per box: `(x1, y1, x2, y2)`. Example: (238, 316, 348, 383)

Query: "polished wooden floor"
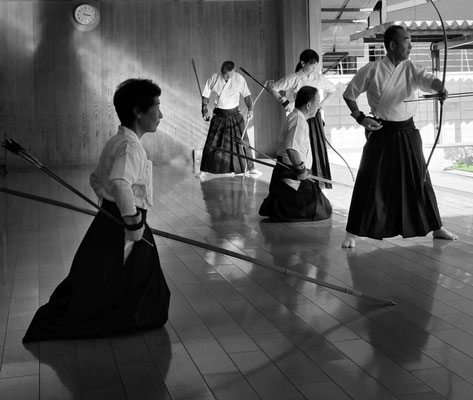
(1, 161, 473, 400)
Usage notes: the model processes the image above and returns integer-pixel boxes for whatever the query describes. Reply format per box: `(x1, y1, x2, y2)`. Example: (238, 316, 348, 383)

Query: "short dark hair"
(384, 25, 406, 50)
(221, 61, 235, 73)
(113, 78, 161, 126)
(295, 86, 318, 109)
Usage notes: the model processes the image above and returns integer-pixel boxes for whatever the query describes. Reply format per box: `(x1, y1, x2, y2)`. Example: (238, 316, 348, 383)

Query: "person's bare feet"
(433, 227, 458, 240)
(342, 233, 356, 248)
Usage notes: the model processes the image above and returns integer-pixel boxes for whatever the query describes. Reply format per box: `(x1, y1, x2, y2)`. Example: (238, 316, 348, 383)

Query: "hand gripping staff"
(239, 66, 355, 182)
(1, 138, 154, 247)
(0, 186, 395, 306)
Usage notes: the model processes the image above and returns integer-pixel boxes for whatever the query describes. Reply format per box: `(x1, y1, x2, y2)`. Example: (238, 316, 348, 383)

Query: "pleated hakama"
(200, 107, 254, 174)
(259, 163, 332, 222)
(346, 118, 442, 239)
(23, 200, 170, 342)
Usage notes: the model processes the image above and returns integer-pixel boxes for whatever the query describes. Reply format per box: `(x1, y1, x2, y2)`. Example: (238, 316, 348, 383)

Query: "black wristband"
(355, 112, 366, 125)
(293, 162, 305, 171)
(282, 100, 290, 107)
(124, 211, 144, 231)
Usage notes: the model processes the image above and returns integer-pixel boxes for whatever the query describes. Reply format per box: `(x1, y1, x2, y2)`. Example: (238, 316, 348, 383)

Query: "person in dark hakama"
(259, 86, 332, 222)
(341, 25, 458, 248)
(197, 60, 261, 178)
(269, 49, 336, 189)
(23, 78, 170, 342)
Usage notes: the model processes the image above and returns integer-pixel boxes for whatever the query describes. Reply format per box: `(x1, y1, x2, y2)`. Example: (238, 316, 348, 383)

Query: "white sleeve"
(320, 75, 336, 93)
(108, 143, 141, 186)
(343, 63, 373, 100)
(202, 74, 215, 98)
(240, 75, 251, 97)
(111, 179, 136, 217)
(272, 74, 296, 92)
(413, 63, 437, 93)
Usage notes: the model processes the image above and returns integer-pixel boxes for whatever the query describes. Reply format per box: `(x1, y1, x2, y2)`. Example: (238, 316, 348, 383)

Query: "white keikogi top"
(277, 109, 313, 170)
(90, 126, 153, 212)
(202, 72, 251, 109)
(343, 57, 437, 121)
(272, 70, 336, 111)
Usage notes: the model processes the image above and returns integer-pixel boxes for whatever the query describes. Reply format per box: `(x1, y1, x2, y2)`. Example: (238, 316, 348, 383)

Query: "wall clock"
(72, 3, 100, 31)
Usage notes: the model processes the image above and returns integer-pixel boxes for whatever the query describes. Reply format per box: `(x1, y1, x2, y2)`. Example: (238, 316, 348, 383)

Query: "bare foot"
(342, 233, 356, 248)
(195, 171, 205, 179)
(433, 227, 458, 240)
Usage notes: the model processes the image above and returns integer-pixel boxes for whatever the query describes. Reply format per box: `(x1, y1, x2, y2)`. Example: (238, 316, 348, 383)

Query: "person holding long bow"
(341, 25, 457, 248)
(197, 60, 261, 179)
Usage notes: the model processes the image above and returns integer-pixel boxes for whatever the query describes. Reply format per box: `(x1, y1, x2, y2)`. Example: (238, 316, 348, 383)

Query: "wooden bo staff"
(214, 146, 354, 189)
(1, 138, 154, 247)
(0, 186, 395, 306)
(191, 59, 204, 98)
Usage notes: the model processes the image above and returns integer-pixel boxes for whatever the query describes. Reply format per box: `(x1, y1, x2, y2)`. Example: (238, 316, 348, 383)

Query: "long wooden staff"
(0, 186, 395, 306)
(215, 147, 354, 189)
(191, 59, 204, 97)
(1, 138, 154, 247)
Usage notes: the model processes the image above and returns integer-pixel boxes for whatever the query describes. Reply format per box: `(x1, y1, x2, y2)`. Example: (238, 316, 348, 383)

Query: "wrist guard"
(279, 96, 290, 108)
(124, 211, 144, 231)
(355, 112, 366, 125)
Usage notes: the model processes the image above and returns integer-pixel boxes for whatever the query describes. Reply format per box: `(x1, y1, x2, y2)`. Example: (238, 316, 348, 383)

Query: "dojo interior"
(2, 0, 473, 399)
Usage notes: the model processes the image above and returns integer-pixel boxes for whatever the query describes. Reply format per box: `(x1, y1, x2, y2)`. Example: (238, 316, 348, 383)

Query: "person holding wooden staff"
(23, 78, 170, 342)
(197, 60, 261, 179)
(259, 86, 332, 222)
(269, 49, 336, 189)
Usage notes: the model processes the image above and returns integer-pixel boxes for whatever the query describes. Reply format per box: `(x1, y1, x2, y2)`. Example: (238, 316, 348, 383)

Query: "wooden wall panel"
(1, 0, 290, 167)
(0, 2, 35, 168)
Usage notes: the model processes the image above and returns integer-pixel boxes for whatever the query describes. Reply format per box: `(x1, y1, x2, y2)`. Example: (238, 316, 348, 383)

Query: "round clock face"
(74, 4, 98, 26)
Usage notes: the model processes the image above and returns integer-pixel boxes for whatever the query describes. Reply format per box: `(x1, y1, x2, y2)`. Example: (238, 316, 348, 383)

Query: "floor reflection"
(258, 219, 334, 303)
(345, 247, 439, 369)
(23, 328, 172, 399)
(200, 176, 255, 243)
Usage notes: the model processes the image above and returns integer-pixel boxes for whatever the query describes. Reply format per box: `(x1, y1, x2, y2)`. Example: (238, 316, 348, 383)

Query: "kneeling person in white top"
(259, 86, 332, 222)
(23, 78, 171, 342)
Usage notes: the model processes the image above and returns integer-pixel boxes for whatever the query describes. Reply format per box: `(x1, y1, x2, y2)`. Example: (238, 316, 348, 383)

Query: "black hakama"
(307, 110, 332, 189)
(23, 200, 170, 342)
(346, 118, 442, 239)
(259, 162, 332, 222)
(200, 107, 254, 174)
